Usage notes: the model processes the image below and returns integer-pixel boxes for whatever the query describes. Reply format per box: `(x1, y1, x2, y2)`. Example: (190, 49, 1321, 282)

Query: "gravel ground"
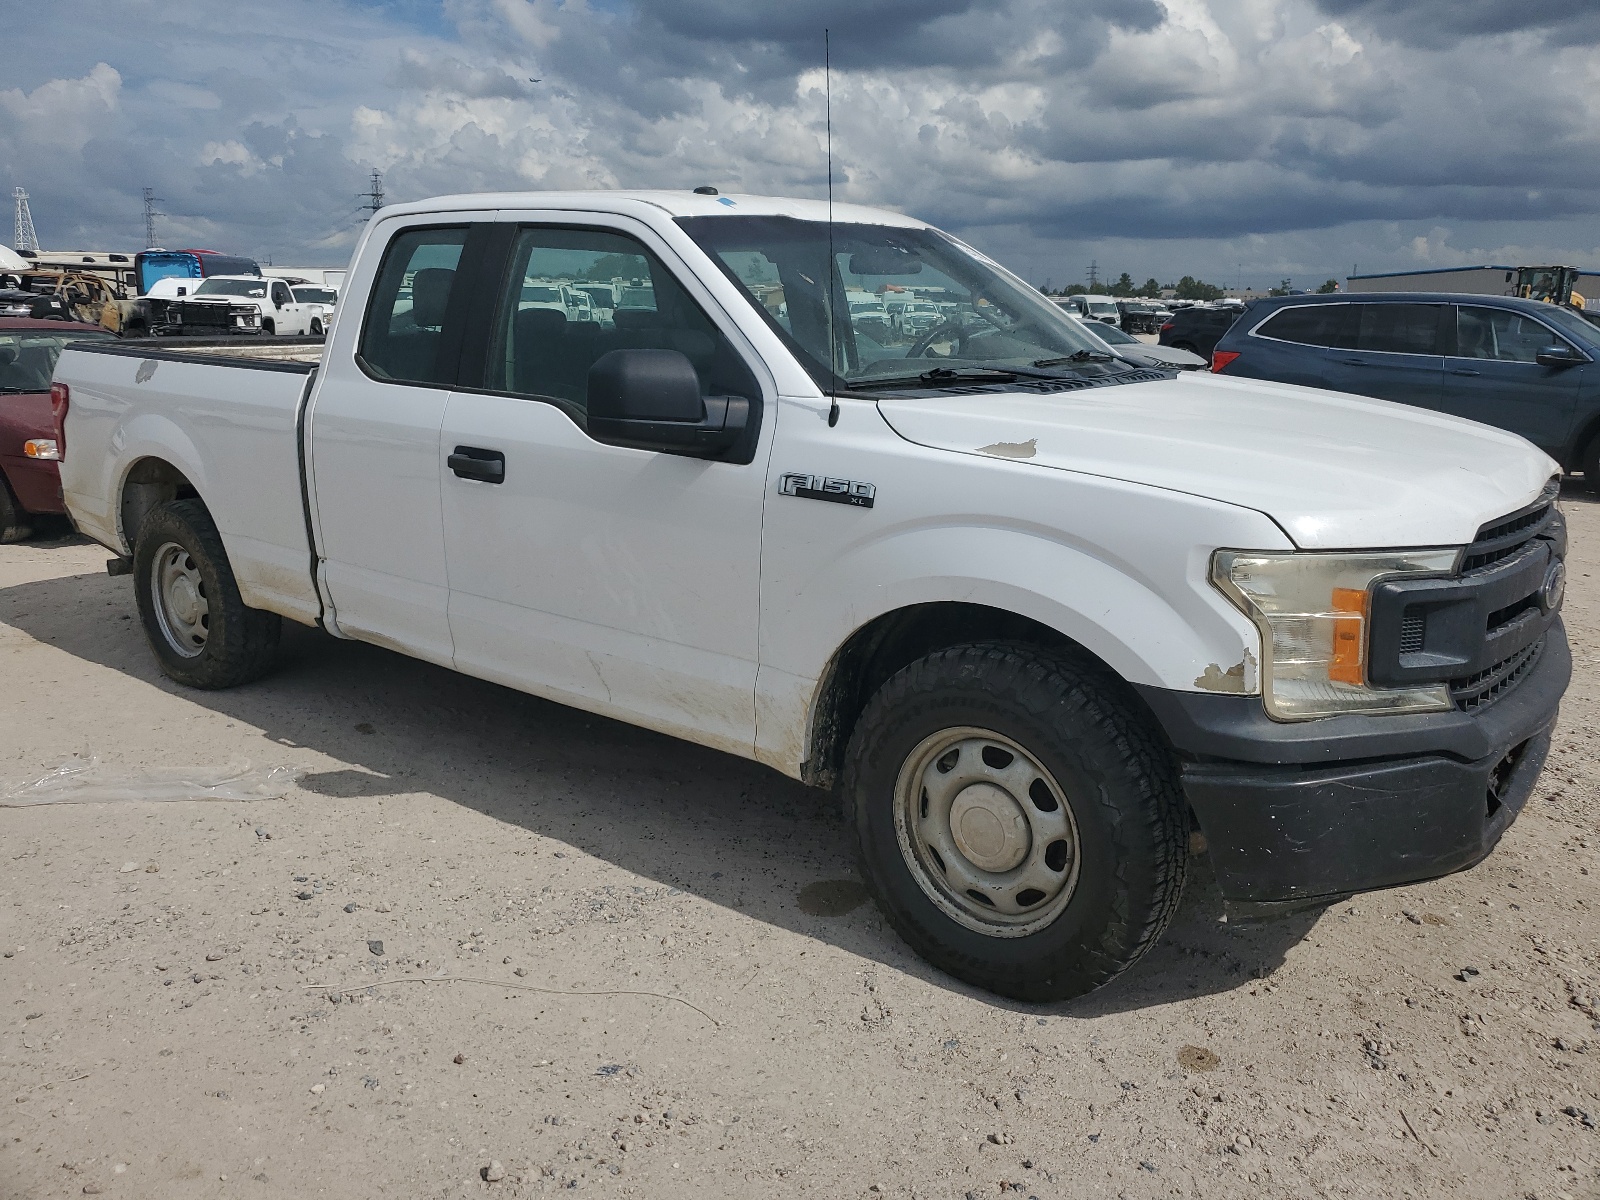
(1, 488, 1597, 1200)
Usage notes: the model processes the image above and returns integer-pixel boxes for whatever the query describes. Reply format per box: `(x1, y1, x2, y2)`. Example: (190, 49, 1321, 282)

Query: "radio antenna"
(825, 28, 840, 427)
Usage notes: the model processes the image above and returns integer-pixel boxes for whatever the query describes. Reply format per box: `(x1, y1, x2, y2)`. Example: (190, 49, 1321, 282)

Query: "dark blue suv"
(1211, 292, 1600, 484)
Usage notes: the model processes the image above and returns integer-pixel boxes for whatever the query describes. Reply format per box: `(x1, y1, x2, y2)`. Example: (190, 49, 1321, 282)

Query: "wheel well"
(119, 458, 201, 548)
(1568, 415, 1600, 472)
(804, 601, 1150, 789)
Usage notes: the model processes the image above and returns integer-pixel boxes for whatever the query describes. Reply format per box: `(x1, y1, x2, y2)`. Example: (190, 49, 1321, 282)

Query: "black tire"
(261, 318, 275, 336)
(132, 498, 281, 688)
(843, 643, 1188, 1002)
(0, 475, 33, 543)
(310, 317, 324, 337)
(1583, 433, 1600, 493)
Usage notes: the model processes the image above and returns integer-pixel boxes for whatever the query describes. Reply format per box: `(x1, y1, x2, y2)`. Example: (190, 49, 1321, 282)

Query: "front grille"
(1461, 479, 1561, 574)
(1451, 638, 1543, 712)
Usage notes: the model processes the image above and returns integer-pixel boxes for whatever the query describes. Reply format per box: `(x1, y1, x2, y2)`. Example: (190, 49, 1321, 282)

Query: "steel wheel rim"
(150, 541, 209, 658)
(893, 726, 1081, 938)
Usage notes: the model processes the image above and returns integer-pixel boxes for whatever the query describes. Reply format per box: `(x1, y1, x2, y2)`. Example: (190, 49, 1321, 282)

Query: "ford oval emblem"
(1540, 559, 1566, 614)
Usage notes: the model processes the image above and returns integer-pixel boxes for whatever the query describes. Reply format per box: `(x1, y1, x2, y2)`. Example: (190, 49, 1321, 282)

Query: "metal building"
(1347, 264, 1600, 298)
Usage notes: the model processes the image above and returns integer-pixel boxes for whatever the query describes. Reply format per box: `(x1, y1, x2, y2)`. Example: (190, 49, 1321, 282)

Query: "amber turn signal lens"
(23, 439, 60, 460)
(1328, 586, 1370, 684)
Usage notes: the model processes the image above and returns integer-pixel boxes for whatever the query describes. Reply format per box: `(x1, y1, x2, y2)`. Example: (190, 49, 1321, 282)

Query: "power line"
(142, 187, 165, 249)
(13, 188, 39, 253)
(1086, 259, 1099, 290)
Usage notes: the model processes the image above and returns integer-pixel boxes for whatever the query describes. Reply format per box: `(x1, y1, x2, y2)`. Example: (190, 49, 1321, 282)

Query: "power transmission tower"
(13, 188, 39, 253)
(142, 187, 165, 248)
(1086, 260, 1099, 290)
(357, 170, 385, 216)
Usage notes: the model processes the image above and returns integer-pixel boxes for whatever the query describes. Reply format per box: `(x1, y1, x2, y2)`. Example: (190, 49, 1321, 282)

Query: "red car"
(0, 317, 116, 541)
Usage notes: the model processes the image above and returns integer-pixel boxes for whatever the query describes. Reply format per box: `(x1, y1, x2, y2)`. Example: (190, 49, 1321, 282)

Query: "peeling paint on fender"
(976, 438, 1037, 460)
(1195, 659, 1248, 693)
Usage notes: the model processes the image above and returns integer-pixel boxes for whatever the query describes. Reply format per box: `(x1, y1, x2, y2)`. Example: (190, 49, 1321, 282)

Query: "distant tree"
(1111, 271, 1135, 297)
(1063, 283, 1088, 296)
(1140, 278, 1162, 298)
(1316, 279, 1340, 294)
(1174, 275, 1224, 301)
(1267, 277, 1293, 296)
(582, 253, 645, 282)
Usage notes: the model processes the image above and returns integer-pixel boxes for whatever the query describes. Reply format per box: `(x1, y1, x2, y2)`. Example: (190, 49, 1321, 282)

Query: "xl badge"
(779, 472, 876, 509)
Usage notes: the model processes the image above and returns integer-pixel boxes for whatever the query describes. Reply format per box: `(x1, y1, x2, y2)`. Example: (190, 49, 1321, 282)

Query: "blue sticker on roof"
(717, 197, 736, 207)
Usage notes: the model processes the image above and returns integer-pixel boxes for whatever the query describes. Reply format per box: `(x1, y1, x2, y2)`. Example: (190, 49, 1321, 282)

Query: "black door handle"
(448, 446, 505, 484)
(1450, 367, 1481, 376)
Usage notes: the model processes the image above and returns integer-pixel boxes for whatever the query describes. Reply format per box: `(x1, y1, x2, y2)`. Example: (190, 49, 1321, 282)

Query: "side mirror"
(586, 349, 749, 457)
(1536, 345, 1583, 368)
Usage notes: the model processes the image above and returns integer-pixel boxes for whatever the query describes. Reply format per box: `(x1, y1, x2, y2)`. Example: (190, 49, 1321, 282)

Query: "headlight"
(1212, 549, 1459, 720)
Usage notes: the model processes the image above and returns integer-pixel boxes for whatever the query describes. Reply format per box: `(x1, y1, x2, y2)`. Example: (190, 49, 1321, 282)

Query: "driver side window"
(485, 226, 757, 419)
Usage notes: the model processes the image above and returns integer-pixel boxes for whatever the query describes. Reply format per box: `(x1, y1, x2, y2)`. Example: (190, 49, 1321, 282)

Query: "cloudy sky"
(5, 0, 1599, 290)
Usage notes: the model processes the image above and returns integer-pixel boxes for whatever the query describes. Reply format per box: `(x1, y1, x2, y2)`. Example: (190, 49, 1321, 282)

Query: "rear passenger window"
(1355, 303, 1446, 355)
(486, 226, 756, 418)
(1457, 306, 1566, 363)
(1256, 304, 1355, 348)
(358, 227, 469, 386)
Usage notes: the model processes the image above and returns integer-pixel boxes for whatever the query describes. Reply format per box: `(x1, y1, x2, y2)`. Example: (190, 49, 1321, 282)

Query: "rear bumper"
(1135, 620, 1569, 907)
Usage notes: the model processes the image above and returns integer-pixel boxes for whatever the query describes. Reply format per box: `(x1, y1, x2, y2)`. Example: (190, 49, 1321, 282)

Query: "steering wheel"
(907, 321, 972, 359)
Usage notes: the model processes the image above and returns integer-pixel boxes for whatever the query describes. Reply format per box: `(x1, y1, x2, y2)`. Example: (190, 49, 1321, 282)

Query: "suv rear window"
(1256, 304, 1356, 348)
(1355, 303, 1447, 355)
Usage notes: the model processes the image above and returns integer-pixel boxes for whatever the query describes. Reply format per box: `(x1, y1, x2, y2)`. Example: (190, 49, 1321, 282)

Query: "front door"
(1327, 302, 1447, 408)
(1443, 305, 1583, 454)
(439, 218, 772, 755)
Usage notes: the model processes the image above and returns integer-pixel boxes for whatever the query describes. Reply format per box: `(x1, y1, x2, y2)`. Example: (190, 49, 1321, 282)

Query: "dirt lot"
(2, 490, 1597, 1200)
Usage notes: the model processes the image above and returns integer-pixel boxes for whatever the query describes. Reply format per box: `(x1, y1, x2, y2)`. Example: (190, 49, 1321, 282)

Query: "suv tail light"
(50, 382, 69, 462)
(1159, 321, 1175, 332)
(1211, 351, 1240, 373)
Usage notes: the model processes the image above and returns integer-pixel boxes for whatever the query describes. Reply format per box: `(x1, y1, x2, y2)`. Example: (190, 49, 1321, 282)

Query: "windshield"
(292, 287, 337, 305)
(0, 330, 114, 393)
(195, 278, 267, 299)
(1084, 296, 1119, 314)
(678, 216, 1116, 389)
(1078, 320, 1138, 345)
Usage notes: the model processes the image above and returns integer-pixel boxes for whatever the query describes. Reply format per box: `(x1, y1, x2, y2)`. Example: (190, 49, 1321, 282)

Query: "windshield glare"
(678, 216, 1115, 388)
(195, 279, 267, 299)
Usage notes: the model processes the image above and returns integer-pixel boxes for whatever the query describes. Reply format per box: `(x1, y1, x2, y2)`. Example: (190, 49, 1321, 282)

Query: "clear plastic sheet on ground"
(0, 756, 300, 807)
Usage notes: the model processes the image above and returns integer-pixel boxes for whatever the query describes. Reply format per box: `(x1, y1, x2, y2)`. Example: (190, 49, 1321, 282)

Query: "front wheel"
(133, 498, 281, 688)
(843, 643, 1188, 1001)
(310, 317, 324, 337)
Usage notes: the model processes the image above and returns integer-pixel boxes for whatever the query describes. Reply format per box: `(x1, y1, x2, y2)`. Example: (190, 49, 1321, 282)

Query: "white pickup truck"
(189, 275, 321, 336)
(53, 191, 1570, 1000)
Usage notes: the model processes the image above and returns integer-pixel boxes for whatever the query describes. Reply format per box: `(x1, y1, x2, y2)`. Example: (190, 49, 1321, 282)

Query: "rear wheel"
(0, 475, 32, 543)
(843, 643, 1188, 1001)
(133, 498, 281, 688)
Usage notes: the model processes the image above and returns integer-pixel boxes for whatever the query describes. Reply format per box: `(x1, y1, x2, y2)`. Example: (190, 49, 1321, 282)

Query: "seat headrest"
(612, 308, 664, 331)
(514, 307, 568, 338)
(410, 268, 454, 328)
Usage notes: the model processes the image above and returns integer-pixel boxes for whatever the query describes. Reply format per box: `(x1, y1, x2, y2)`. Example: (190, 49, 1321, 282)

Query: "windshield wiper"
(1032, 350, 1114, 367)
(849, 366, 1022, 390)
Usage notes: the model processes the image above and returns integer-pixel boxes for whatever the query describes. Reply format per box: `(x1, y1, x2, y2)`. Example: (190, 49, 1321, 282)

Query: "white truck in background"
(190, 275, 320, 336)
(52, 190, 1569, 1000)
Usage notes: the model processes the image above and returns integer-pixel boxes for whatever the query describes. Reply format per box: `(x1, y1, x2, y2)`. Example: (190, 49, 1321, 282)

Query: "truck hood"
(875, 372, 1558, 549)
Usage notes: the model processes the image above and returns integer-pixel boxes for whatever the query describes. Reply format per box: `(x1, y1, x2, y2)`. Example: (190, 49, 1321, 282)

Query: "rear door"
(1327, 302, 1447, 408)
(306, 219, 490, 666)
(437, 214, 773, 755)
(1442, 305, 1584, 453)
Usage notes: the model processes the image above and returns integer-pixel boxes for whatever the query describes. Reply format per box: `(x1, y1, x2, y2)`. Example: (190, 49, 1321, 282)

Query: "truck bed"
(54, 336, 325, 627)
